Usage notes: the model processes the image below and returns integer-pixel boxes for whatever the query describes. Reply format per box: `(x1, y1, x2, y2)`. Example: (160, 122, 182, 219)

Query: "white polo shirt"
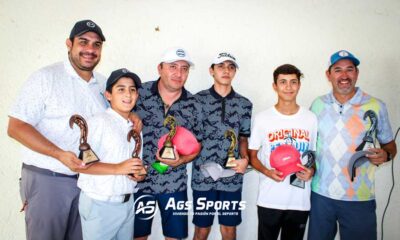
(9, 60, 107, 175)
(78, 108, 140, 197)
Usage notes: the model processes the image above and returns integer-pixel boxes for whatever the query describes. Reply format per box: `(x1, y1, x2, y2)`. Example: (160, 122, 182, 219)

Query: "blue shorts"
(308, 192, 377, 240)
(192, 189, 242, 227)
(133, 190, 188, 239)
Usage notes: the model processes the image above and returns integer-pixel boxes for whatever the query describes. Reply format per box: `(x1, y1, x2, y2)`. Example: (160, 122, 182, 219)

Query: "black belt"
(123, 194, 131, 203)
(22, 163, 78, 179)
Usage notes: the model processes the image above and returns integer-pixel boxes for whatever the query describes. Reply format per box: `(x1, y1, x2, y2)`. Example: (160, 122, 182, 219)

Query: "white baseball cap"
(160, 47, 194, 67)
(212, 52, 239, 69)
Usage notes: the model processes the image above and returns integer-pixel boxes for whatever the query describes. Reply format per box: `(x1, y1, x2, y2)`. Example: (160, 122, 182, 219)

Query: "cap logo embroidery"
(176, 49, 186, 57)
(86, 21, 96, 28)
(339, 51, 349, 57)
(122, 68, 128, 73)
(218, 52, 236, 61)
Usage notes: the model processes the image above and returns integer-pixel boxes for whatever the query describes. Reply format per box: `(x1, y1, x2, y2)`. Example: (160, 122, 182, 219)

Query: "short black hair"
(273, 64, 303, 84)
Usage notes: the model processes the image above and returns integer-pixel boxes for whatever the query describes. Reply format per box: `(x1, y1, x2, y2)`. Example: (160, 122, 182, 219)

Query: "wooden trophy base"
(160, 146, 176, 160)
(224, 157, 237, 168)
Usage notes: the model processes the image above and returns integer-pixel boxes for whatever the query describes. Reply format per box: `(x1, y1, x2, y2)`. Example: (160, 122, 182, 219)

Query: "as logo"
(134, 195, 157, 220)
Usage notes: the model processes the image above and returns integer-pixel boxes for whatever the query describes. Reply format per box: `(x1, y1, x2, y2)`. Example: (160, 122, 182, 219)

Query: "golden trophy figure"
(127, 129, 147, 177)
(159, 115, 177, 159)
(153, 115, 177, 174)
(224, 129, 238, 168)
(69, 114, 99, 165)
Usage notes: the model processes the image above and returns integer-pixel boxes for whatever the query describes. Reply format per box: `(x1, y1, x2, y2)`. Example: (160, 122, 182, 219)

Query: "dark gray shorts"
(20, 164, 82, 240)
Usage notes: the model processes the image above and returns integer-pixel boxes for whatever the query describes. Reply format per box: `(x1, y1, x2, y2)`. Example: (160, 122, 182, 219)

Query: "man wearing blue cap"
(308, 50, 397, 240)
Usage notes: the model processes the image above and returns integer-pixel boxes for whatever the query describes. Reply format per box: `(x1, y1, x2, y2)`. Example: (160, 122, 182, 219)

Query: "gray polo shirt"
(191, 86, 252, 192)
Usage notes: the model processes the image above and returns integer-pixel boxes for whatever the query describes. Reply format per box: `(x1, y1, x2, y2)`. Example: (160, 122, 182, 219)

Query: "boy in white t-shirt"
(248, 64, 318, 240)
(77, 68, 146, 240)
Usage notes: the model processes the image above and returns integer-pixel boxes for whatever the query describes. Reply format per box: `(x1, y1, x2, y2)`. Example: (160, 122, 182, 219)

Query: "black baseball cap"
(106, 68, 142, 91)
(69, 20, 106, 41)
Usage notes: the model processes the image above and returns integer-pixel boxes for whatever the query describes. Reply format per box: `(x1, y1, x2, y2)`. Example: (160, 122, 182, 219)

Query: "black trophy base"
(290, 174, 305, 189)
(160, 146, 176, 160)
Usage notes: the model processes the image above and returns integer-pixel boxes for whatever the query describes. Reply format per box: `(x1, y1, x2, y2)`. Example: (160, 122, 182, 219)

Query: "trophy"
(127, 129, 147, 176)
(159, 115, 177, 159)
(290, 150, 315, 189)
(224, 129, 238, 168)
(355, 110, 378, 151)
(69, 114, 99, 165)
(348, 110, 379, 181)
(152, 115, 177, 174)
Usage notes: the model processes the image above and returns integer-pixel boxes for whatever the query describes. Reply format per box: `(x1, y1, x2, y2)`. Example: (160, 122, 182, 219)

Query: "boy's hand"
(128, 173, 146, 182)
(156, 148, 185, 168)
(115, 158, 143, 175)
(265, 168, 284, 182)
(295, 164, 314, 181)
(232, 158, 249, 174)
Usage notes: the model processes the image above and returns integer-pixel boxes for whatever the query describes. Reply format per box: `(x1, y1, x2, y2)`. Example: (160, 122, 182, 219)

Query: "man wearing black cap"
(7, 20, 107, 240)
(308, 50, 397, 240)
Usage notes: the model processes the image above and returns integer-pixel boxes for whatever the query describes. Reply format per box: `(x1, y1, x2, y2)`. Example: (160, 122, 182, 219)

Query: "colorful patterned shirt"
(311, 87, 393, 201)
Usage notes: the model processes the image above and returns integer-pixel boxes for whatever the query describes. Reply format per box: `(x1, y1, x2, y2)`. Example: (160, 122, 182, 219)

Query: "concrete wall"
(1, 0, 399, 239)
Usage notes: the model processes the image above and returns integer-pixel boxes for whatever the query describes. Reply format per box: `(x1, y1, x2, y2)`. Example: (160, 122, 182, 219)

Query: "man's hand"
(156, 148, 185, 168)
(295, 164, 314, 181)
(265, 168, 284, 182)
(128, 112, 143, 133)
(232, 158, 249, 174)
(366, 148, 389, 165)
(56, 151, 87, 172)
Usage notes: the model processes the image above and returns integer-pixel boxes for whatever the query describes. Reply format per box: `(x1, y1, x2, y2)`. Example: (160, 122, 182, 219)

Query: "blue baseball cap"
(328, 50, 360, 68)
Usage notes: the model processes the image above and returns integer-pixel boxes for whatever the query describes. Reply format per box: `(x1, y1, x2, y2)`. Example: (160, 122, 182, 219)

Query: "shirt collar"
(209, 85, 236, 100)
(150, 78, 188, 100)
(106, 108, 133, 126)
(63, 59, 98, 85)
(325, 87, 364, 106)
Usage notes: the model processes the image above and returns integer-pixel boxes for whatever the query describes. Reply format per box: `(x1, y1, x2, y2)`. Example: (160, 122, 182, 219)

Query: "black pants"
(258, 206, 309, 240)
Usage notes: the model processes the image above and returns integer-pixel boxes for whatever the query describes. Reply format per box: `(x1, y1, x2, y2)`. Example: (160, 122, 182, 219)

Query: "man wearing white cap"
(191, 52, 252, 240)
(134, 47, 202, 240)
(308, 50, 397, 240)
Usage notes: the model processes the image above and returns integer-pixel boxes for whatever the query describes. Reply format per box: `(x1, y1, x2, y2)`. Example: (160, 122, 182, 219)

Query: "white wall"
(1, 0, 399, 239)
